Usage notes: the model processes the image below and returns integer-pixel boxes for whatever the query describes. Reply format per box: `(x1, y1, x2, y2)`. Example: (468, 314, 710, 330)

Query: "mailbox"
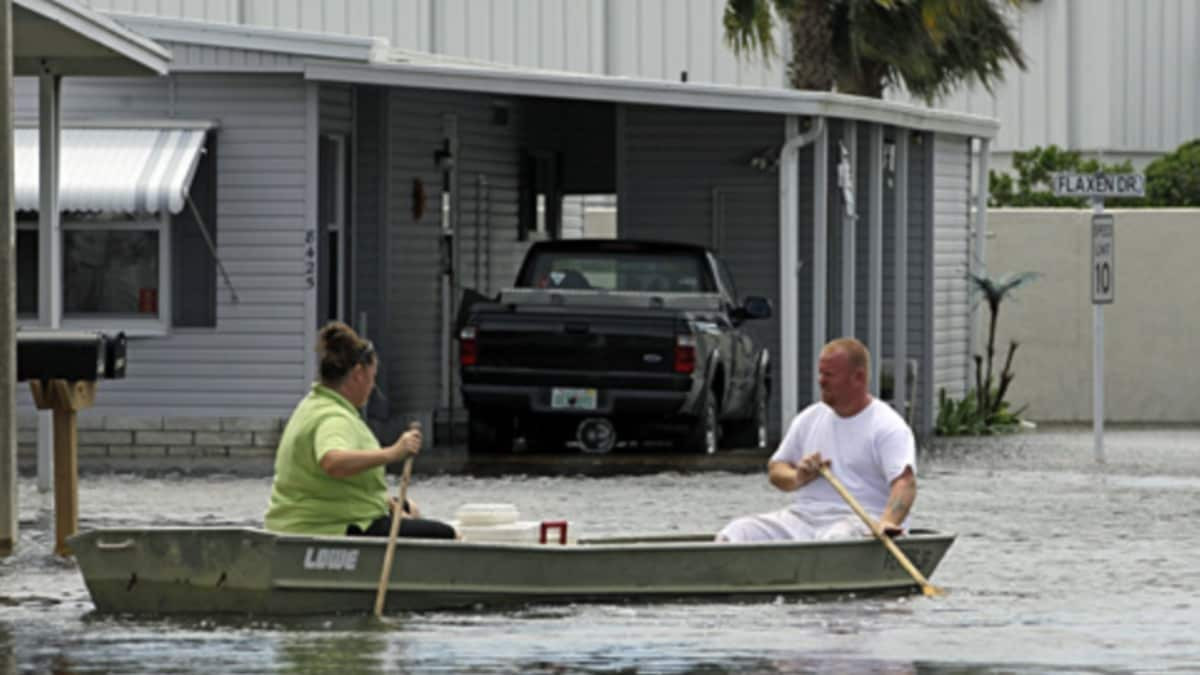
(104, 332, 127, 379)
(16, 331, 127, 382)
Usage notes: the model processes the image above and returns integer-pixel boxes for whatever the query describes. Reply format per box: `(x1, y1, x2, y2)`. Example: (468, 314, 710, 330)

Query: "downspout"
(970, 138, 990, 366)
(779, 115, 825, 427)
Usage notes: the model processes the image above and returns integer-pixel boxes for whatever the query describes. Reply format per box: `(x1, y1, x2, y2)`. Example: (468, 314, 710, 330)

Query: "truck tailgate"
(472, 309, 681, 373)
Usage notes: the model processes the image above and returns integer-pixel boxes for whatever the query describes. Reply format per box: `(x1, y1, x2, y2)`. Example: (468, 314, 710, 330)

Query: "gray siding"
(382, 88, 529, 422)
(930, 134, 973, 408)
(14, 74, 312, 417)
(617, 105, 784, 435)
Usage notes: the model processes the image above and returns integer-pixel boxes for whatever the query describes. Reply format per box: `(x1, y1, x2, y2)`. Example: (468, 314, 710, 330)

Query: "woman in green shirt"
(264, 322, 456, 539)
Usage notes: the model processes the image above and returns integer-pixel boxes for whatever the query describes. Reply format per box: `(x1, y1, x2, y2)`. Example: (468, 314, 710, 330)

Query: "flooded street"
(2, 427, 1199, 673)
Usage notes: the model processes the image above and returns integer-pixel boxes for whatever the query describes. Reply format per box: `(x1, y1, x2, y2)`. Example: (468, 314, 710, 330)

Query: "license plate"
(551, 387, 597, 411)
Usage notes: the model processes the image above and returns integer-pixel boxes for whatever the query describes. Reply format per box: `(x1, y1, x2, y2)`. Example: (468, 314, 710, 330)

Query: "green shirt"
(264, 383, 387, 535)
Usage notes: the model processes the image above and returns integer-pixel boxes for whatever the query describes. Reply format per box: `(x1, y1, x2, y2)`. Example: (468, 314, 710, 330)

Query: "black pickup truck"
(458, 240, 772, 454)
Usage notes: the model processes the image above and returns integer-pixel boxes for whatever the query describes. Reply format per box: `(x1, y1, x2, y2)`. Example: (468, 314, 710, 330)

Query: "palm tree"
(969, 270, 1038, 420)
(724, 0, 1028, 101)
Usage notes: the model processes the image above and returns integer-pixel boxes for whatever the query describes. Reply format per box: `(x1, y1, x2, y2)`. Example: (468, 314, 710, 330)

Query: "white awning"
(14, 123, 212, 214)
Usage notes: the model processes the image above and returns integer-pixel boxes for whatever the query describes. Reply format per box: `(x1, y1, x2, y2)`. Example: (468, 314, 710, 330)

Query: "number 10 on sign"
(1092, 214, 1114, 304)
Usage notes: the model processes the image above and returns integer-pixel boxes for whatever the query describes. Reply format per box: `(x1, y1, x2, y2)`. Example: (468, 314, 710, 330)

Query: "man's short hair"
(823, 337, 870, 374)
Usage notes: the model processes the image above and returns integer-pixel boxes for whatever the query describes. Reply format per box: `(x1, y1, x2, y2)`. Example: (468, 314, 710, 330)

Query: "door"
(318, 134, 349, 325)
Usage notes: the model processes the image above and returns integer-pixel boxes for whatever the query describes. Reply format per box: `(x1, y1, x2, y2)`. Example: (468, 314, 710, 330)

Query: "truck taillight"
(460, 326, 478, 366)
(674, 335, 696, 374)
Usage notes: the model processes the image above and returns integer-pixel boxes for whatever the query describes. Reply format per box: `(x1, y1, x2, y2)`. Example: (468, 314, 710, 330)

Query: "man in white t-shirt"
(717, 337, 917, 542)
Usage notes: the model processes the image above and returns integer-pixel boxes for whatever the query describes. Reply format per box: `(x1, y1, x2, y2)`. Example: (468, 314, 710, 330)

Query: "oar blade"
(921, 583, 947, 597)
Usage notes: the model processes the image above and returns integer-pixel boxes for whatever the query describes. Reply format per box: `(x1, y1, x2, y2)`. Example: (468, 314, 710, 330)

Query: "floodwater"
(2, 427, 1199, 674)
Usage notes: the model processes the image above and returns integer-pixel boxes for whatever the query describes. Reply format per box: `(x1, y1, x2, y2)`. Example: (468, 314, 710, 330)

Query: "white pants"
(716, 508, 869, 543)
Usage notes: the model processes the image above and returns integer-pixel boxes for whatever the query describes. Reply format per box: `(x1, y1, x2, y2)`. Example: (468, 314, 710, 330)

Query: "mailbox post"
(29, 380, 95, 556)
(17, 331, 125, 556)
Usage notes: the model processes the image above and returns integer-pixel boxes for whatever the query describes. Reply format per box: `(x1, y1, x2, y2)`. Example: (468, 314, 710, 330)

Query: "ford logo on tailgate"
(643, 353, 664, 364)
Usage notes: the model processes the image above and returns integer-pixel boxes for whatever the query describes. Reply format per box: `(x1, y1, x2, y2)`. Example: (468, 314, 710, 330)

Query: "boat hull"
(68, 528, 955, 615)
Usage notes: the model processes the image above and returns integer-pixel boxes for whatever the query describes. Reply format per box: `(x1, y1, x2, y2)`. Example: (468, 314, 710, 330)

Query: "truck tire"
(723, 372, 769, 449)
(679, 388, 720, 454)
(467, 412, 514, 454)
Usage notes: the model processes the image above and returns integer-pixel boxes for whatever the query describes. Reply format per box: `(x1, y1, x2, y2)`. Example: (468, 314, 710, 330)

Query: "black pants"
(345, 502, 456, 540)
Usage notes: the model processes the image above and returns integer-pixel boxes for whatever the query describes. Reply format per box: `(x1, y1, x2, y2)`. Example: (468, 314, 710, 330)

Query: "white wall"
(985, 208, 1200, 423)
(896, 0, 1200, 167)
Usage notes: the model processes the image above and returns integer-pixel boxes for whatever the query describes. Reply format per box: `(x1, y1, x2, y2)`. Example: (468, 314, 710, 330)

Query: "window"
(520, 250, 715, 293)
(62, 214, 171, 332)
(63, 227, 162, 317)
(15, 128, 219, 334)
(16, 218, 37, 317)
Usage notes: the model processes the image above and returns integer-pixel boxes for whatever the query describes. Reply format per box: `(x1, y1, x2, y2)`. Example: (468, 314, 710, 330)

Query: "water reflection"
(0, 624, 13, 675)
(277, 623, 389, 674)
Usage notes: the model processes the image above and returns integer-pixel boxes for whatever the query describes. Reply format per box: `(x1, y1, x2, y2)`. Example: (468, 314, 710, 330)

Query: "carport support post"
(892, 132, 909, 419)
(1093, 196, 1105, 464)
(840, 121, 856, 338)
(867, 124, 883, 394)
(0, 0, 17, 558)
(37, 71, 62, 493)
(812, 125, 829, 402)
(779, 117, 800, 422)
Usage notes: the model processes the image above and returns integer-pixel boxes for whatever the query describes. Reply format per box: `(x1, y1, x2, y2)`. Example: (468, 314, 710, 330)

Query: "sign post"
(1053, 172, 1142, 463)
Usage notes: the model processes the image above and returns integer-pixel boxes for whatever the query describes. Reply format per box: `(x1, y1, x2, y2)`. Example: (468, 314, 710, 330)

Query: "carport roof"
(15, 0, 170, 76)
(107, 11, 998, 139)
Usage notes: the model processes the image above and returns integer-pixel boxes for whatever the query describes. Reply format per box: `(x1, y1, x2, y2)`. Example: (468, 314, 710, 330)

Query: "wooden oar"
(373, 426, 418, 618)
(817, 465, 944, 597)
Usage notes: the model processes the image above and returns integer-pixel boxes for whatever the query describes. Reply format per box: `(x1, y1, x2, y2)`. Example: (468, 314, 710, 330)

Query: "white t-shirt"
(770, 398, 916, 526)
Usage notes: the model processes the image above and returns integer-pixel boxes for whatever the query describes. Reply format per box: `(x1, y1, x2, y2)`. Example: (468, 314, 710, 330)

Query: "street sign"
(1053, 172, 1145, 198)
(1091, 214, 1114, 304)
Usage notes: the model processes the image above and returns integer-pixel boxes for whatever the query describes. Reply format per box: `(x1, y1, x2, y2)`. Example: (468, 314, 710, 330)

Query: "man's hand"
(769, 452, 831, 491)
(878, 518, 903, 537)
(795, 452, 831, 485)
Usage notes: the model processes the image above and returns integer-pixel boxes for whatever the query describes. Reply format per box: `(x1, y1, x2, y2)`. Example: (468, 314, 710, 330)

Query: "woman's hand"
(386, 427, 423, 463)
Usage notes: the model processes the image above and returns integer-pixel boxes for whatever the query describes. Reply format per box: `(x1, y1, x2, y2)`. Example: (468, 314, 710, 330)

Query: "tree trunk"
(836, 61, 887, 98)
(783, 0, 836, 91)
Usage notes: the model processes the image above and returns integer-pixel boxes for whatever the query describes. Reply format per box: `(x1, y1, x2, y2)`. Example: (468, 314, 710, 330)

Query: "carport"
(305, 55, 997, 441)
(2, 0, 170, 555)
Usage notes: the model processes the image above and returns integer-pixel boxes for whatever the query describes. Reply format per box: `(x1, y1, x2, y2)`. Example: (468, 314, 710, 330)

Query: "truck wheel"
(724, 373, 769, 449)
(467, 413, 513, 454)
(680, 389, 719, 455)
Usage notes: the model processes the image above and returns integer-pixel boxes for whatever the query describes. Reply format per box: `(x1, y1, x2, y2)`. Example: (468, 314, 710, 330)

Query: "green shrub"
(1144, 139, 1200, 206)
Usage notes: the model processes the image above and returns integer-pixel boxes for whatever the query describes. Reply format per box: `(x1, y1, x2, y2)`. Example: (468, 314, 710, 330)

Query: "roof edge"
(14, 117, 218, 130)
(104, 10, 388, 63)
(305, 60, 1000, 138)
(17, 0, 172, 75)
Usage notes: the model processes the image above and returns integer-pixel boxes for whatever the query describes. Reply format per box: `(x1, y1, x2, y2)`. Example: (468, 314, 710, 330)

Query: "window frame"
(18, 212, 173, 337)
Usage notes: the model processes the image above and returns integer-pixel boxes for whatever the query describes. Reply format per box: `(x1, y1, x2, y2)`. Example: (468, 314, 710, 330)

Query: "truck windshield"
(519, 251, 715, 293)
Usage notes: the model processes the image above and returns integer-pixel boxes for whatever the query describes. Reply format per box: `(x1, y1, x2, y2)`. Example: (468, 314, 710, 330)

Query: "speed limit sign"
(1091, 214, 1114, 304)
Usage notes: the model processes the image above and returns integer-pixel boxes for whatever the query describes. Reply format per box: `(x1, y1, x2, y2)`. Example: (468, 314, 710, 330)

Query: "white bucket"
(451, 503, 570, 544)
(454, 503, 519, 526)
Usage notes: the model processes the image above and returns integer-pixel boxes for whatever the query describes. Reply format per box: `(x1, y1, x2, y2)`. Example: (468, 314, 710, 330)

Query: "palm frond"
(723, 0, 779, 60)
